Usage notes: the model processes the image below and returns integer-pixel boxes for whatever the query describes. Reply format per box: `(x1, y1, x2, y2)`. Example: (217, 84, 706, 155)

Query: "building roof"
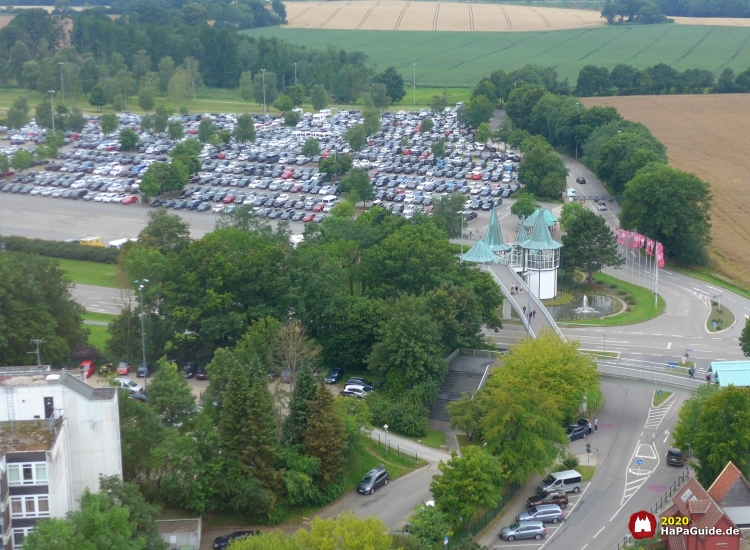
(521, 208, 558, 229)
(460, 239, 501, 264)
(156, 519, 201, 535)
(708, 462, 750, 526)
(484, 206, 512, 253)
(0, 419, 60, 456)
(519, 210, 563, 251)
(708, 361, 750, 388)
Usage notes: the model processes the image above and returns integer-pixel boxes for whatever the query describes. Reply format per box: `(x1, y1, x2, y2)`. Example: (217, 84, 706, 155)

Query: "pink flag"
(627, 231, 634, 248)
(656, 242, 664, 268)
(619, 228, 625, 245)
(639, 234, 646, 248)
(645, 238, 653, 256)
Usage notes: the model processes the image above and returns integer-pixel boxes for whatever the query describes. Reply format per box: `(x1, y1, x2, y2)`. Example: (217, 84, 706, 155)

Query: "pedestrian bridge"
(597, 359, 704, 392)
(484, 263, 565, 340)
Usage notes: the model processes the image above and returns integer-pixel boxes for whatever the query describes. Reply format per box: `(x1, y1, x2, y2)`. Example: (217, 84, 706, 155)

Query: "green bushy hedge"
(1, 236, 120, 263)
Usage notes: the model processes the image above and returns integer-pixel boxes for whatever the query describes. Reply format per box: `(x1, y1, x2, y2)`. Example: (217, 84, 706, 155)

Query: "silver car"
(499, 521, 546, 541)
(517, 504, 565, 524)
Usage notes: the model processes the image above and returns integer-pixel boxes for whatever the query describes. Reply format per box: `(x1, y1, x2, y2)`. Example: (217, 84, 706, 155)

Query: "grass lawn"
(398, 429, 446, 449)
(558, 272, 665, 327)
(456, 434, 481, 449)
(82, 312, 117, 324)
(653, 390, 672, 407)
(58, 258, 121, 288)
(587, 386, 603, 413)
(706, 302, 736, 332)
(580, 350, 619, 358)
(85, 324, 110, 351)
(578, 465, 596, 482)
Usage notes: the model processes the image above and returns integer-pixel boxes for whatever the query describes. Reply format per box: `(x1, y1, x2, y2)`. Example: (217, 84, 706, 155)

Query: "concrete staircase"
(428, 365, 488, 422)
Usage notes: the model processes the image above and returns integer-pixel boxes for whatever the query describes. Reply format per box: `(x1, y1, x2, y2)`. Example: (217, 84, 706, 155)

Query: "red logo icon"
(629, 510, 657, 539)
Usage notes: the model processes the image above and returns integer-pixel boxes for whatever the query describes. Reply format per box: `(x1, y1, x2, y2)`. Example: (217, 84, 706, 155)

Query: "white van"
(538, 470, 583, 494)
(321, 195, 338, 205)
(567, 188, 577, 198)
(108, 238, 137, 249)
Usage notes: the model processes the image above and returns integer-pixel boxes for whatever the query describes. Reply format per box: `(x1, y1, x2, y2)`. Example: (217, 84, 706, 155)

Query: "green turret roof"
(484, 207, 512, 253)
(519, 210, 563, 251)
(460, 239, 501, 263)
(521, 208, 558, 229)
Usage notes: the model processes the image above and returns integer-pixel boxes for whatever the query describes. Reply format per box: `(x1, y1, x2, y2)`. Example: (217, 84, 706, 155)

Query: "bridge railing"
(597, 363, 704, 390)
(506, 266, 566, 341)
(485, 267, 535, 338)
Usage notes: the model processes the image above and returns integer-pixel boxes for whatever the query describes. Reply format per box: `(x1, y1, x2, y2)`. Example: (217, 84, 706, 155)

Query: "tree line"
(600, 0, 670, 24)
(0, 8, 407, 121)
(486, 79, 712, 267)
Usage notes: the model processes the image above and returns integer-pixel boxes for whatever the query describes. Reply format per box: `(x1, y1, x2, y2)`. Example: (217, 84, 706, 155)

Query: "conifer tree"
(302, 385, 347, 488)
(283, 362, 318, 449)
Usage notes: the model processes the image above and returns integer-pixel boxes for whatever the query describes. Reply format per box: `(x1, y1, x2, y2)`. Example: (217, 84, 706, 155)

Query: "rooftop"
(0, 418, 61, 456)
(0, 370, 115, 401)
(709, 361, 750, 387)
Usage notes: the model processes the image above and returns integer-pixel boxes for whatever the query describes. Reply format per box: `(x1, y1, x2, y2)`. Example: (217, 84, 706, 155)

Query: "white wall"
(526, 268, 558, 300)
(1, 385, 64, 422)
(49, 422, 73, 517)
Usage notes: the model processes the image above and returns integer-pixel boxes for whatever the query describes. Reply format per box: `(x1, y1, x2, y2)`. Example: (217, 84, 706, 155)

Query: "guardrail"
(507, 267, 566, 341)
(597, 363, 704, 390)
(458, 348, 507, 358)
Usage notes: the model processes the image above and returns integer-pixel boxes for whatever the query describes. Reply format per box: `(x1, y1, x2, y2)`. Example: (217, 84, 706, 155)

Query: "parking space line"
(593, 526, 605, 538)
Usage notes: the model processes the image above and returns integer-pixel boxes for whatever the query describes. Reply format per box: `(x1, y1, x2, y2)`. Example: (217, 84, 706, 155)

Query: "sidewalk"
(476, 475, 541, 548)
(368, 428, 452, 463)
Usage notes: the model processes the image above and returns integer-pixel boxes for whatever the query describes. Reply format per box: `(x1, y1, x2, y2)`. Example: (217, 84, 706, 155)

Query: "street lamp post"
(575, 102, 580, 158)
(135, 279, 149, 390)
(59, 62, 65, 105)
(261, 69, 267, 117)
(48, 90, 55, 134)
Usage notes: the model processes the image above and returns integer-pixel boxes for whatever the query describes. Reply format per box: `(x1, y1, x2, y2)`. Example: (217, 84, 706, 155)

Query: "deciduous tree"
(344, 123, 366, 151)
(119, 128, 139, 151)
(510, 193, 540, 219)
(562, 209, 624, 283)
(303, 139, 320, 157)
(518, 143, 568, 199)
(146, 357, 196, 427)
(100, 112, 119, 134)
(310, 84, 329, 111)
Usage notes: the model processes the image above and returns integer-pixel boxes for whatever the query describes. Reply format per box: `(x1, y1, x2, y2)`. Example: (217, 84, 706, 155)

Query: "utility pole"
(135, 279, 149, 390)
(49, 90, 56, 133)
(29, 338, 44, 365)
(59, 62, 65, 105)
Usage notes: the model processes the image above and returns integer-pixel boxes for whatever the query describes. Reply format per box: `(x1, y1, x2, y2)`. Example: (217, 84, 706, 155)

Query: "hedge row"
(1, 236, 120, 264)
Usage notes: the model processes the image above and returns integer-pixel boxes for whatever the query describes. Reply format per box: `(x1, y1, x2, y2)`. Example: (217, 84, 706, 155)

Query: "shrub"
(368, 395, 428, 437)
(2, 236, 120, 263)
(617, 290, 627, 296)
(609, 284, 618, 289)
(562, 454, 580, 470)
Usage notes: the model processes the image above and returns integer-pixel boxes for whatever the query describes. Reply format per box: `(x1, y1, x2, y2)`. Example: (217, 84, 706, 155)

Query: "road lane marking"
(667, 342, 672, 349)
(593, 526, 606, 539)
(581, 545, 588, 550)
(663, 430, 670, 443)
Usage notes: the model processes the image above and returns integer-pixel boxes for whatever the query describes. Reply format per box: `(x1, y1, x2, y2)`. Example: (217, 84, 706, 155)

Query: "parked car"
(325, 368, 343, 384)
(182, 362, 197, 378)
(79, 360, 96, 378)
(116, 361, 131, 375)
(345, 377, 373, 391)
(137, 363, 153, 378)
(566, 425, 588, 441)
(526, 491, 569, 509)
(113, 377, 143, 393)
(357, 467, 389, 495)
(98, 362, 114, 375)
(517, 504, 565, 524)
(213, 530, 261, 549)
(499, 521, 546, 541)
(666, 447, 684, 466)
(339, 389, 364, 398)
(196, 366, 208, 380)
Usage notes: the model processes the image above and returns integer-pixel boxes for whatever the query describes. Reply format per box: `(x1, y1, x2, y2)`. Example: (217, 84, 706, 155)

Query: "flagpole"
(654, 254, 659, 308)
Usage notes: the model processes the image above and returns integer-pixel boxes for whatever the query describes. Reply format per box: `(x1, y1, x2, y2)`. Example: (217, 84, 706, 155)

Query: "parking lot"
(1, 107, 523, 239)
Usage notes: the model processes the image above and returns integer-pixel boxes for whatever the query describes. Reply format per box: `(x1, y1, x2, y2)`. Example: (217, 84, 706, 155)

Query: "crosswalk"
(644, 399, 674, 431)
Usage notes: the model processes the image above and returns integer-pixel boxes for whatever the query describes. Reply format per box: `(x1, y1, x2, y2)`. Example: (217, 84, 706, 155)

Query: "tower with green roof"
(518, 210, 562, 299)
(483, 206, 511, 262)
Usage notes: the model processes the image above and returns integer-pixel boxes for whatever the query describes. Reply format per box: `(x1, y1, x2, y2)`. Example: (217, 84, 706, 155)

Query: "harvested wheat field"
(284, 1, 605, 31)
(582, 95, 750, 287)
(0, 15, 13, 29)
(672, 16, 750, 26)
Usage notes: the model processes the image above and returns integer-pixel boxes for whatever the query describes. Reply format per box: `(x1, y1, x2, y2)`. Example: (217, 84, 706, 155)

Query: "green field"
(57, 258, 121, 288)
(242, 25, 750, 86)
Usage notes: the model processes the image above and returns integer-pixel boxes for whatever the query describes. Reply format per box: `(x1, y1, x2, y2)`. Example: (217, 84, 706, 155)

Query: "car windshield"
(509, 523, 520, 530)
(542, 475, 556, 485)
(361, 475, 373, 483)
(528, 506, 538, 514)
(668, 450, 681, 457)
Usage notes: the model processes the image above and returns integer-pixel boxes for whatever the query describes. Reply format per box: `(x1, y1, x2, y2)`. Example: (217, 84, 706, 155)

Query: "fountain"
(575, 295, 596, 314)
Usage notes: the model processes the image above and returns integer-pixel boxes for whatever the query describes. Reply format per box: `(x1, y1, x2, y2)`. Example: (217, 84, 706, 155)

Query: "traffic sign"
(657, 390, 662, 395)
(666, 362, 678, 368)
(444, 535, 449, 546)
(636, 458, 643, 466)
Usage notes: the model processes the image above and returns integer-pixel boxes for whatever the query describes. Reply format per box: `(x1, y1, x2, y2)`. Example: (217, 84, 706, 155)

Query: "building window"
(7, 463, 47, 486)
(12, 527, 33, 549)
(10, 495, 50, 518)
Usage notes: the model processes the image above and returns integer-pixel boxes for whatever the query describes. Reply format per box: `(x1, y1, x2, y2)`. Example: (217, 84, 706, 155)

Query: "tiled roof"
(689, 499, 711, 514)
(667, 534, 687, 550)
(709, 462, 747, 504)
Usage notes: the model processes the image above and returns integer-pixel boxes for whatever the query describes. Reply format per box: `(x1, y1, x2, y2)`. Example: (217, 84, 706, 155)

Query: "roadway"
(478, 380, 687, 550)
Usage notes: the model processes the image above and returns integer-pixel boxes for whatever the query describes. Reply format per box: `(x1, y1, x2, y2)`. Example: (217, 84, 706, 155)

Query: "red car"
(321, 150, 331, 158)
(116, 362, 131, 375)
(290, 184, 303, 193)
(223, 194, 236, 203)
(302, 213, 316, 222)
(312, 202, 325, 212)
(403, 148, 412, 155)
(471, 173, 483, 180)
(281, 170, 294, 179)
(218, 152, 226, 159)
(80, 360, 96, 378)
(122, 195, 138, 204)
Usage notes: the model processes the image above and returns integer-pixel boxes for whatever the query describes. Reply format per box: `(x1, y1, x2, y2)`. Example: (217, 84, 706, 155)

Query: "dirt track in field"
(582, 94, 750, 288)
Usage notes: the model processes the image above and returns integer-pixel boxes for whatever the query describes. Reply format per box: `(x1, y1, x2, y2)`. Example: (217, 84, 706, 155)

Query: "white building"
(0, 367, 122, 550)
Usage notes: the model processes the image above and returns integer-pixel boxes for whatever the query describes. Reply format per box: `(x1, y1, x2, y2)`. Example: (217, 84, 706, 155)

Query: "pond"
(547, 294, 621, 321)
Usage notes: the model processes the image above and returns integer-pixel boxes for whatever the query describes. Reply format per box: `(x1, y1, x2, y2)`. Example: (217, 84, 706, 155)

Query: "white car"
(113, 377, 142, 393)
(212, 204, 225, 213)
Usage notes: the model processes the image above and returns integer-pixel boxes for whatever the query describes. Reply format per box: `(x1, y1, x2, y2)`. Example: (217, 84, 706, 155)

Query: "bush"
(562, 454, 580, 469)
(609, 284, 618, 289)
(617, 290, 627, 296)
(2, 236, 120, 263)
(368, 395, 428, 437)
